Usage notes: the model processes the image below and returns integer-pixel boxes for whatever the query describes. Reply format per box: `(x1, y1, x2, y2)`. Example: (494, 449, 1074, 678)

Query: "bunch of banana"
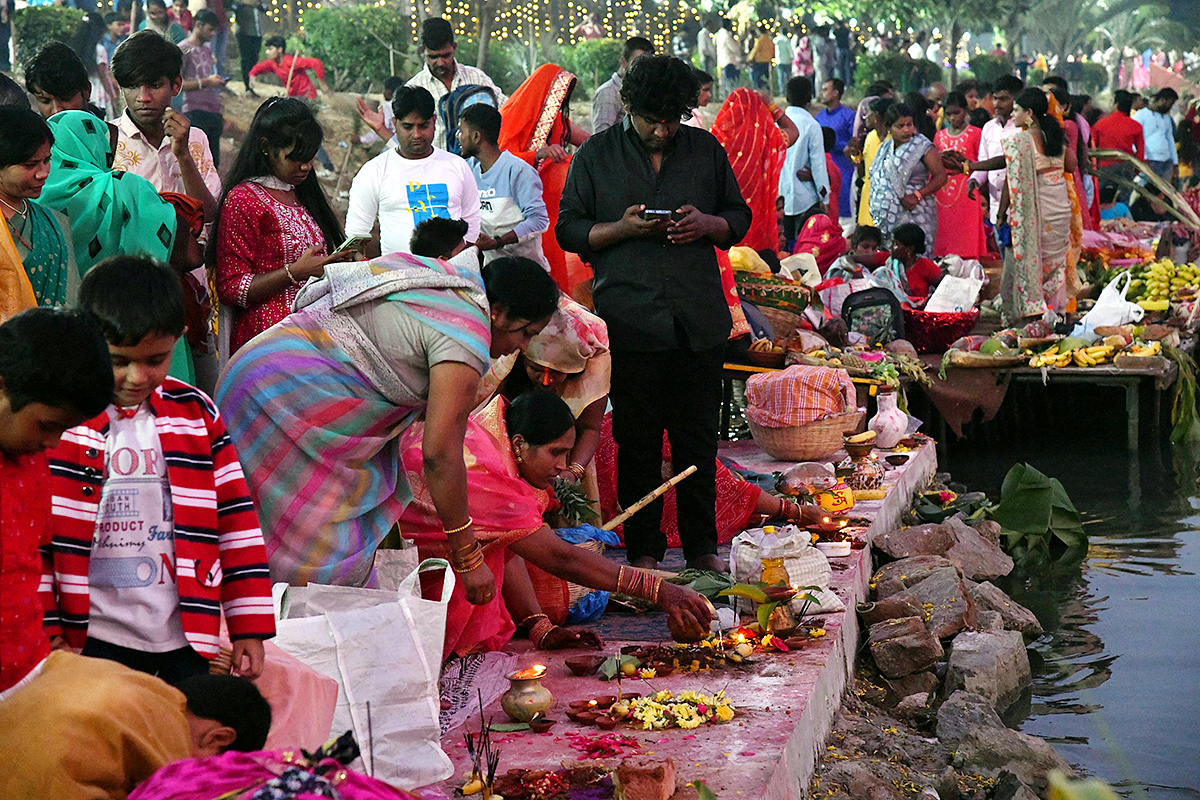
(1029, 345, 1071, 368)
(846, 430, 877, 444)
(1140, 259, 1200, 302)
(749, 339, 775, 352)
(1128, 341, 1162, 357)
(1072, 345, 1115, 366)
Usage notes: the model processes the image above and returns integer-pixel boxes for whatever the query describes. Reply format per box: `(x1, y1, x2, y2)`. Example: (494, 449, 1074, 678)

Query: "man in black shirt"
(557, 55, 752, 572)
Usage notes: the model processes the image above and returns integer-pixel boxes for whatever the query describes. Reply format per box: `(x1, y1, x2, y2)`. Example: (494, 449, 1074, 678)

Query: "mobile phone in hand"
(640, 208, 674, 222)
(335, 235, 370, 254)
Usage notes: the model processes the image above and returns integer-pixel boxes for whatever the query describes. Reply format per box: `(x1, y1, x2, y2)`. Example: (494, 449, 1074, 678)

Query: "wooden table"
(1002, 360, 1178, 452)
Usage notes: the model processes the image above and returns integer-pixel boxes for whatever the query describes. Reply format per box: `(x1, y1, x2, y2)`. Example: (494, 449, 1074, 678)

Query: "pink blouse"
(215, 181, 327, 354)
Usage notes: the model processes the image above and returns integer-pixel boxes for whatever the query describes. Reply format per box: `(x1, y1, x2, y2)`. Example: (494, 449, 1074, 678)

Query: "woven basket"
(748, 409, 864, 461)
(529, 538, 607, 623)
(758, 306, 803, 340)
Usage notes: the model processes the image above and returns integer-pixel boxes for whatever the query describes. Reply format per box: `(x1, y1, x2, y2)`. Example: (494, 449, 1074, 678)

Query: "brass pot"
(500, 668, 554, 723)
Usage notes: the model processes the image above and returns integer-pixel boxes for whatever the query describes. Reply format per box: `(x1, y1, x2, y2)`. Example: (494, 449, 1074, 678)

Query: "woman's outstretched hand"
(658, 582, 713, 643)
(538, 625, 604, 650)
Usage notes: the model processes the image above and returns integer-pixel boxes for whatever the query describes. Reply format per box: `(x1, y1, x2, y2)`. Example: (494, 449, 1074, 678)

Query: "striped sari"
(216, 253, 490, 587)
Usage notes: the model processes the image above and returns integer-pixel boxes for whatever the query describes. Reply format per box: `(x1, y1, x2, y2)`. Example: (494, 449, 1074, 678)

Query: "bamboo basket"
(748, 409, 864, 461)
(758, 306, 802, 340)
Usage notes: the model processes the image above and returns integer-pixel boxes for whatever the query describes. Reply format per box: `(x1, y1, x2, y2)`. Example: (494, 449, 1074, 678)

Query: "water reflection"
(943, 437, 1200, 798)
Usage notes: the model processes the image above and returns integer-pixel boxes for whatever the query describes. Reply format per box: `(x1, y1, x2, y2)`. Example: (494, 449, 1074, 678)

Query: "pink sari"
(399, 397, 549, 658)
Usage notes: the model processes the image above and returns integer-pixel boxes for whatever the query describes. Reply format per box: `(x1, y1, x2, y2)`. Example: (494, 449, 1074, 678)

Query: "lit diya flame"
(511, 665, 547, 680)
(588, 699, 598, 707)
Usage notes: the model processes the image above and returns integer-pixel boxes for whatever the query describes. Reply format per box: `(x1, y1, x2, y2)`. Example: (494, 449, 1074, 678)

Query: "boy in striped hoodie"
(45, 255, 274, 683)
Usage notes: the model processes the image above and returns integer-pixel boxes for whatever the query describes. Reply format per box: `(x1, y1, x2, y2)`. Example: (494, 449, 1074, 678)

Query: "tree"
(1093, 4, 1193, 90)
(1022, 0, 1143, 70)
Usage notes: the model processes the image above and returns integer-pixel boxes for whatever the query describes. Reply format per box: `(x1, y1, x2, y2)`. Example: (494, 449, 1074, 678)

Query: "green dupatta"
(39, 110, 194, 384)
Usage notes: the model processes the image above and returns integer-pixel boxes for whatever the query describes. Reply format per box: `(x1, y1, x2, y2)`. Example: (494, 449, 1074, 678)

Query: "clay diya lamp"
(885, 454, 909, 466)
(593, 715, 619, 731)
(529, 716, 556, 734)
(565, 655, 606, 677)
(500, 665, 553, 723)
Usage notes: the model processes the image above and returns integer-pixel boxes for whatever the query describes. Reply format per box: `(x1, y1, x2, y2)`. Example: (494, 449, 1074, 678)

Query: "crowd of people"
(3, 6, 1200, 796)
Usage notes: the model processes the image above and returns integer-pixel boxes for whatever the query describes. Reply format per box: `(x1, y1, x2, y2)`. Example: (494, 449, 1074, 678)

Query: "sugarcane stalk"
(601, 465, 698, 531)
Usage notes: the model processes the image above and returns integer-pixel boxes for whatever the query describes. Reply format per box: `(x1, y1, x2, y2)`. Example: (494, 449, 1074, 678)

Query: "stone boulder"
(943, 517, 1014, 581)
(991, 771, 1041, 800)
(945, 631, 1032, 711)
(935, 690, 1004, 746)
(953, 726, 1075, 793)
(889, 566, 978, 639)
(892, 692, 931, 722)
(869, 616, 944, 678)
(969, 581, 1043, 636)
(872, 556, 958, 599)
(857, 594, 925, 627)
(970, 518, 1003, 547)
(825, 762, 906, 800)
(883, 671, 940, 707)
(874, 523, 955, 560)
(976, 609, 1004, 630)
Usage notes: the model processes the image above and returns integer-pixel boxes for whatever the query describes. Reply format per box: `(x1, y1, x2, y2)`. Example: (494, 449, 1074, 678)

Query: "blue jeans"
(722, 64, 740, 94)
(750, 62, 769, 90)
(212, 27, 229, 78)
(776, 64, 791, 94)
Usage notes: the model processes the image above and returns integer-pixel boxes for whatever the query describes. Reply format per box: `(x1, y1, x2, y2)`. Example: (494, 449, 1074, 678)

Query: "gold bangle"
(443, 516, 474, 536)
(519, 613, 549, 629)
(529, 617, 555, 646)
(284, 263, 300, 285)
(451, 556, 484, 574)
(568, 462, 586, 481)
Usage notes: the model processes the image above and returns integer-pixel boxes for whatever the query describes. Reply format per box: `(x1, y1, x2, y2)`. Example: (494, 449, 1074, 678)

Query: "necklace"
(0, 197, 32, 250)
(253, 175, 296, 191)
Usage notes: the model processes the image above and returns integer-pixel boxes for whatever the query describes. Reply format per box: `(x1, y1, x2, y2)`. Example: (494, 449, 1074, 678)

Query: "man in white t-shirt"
(346, 86, 481, 258)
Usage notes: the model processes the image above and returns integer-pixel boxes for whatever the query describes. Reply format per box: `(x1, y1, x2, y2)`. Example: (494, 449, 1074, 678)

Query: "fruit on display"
(749, 338, 784, 354)
(1121, 259, 1200, 303)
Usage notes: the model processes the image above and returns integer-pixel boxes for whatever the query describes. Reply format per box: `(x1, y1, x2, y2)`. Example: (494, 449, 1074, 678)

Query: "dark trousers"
(185, 109, 224, 171)
(784, 204, 824, 246)
(82, 637, 209, 685)
(237, 32, 262, 88)
(750, 62, 769, 90)
(609, 344, 725, 563)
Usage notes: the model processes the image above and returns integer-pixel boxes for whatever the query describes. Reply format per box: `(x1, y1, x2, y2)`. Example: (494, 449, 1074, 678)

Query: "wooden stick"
(601, 465, 698, 531)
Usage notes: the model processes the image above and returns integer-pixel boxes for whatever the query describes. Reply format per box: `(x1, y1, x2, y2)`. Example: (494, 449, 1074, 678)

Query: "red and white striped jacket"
(42, 379, 275, 657)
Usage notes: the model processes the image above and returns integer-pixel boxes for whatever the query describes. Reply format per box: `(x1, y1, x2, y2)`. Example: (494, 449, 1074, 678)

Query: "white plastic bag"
(729, 526, 845, 616)
(1073, 270, 1144, 336)
(925, 275, 984, 313)
(272, 559, 456, 788)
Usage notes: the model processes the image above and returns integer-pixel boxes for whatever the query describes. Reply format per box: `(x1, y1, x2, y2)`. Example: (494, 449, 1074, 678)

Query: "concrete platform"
(424, 441, 937, 800)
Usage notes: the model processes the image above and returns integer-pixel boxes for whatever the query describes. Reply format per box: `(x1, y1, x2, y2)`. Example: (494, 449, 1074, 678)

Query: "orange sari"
(499, 64, 580, 292)
(711, 88, 788, 252)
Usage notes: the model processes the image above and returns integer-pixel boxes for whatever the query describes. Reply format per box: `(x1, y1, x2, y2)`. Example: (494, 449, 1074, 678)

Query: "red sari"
(711, 89, 788, 252)
(499, 65, 580, 292)
(399, 397, 549, 659)
(933, 126, 988, 258)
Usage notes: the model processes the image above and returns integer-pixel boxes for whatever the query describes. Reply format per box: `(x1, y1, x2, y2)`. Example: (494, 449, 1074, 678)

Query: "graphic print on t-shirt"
(87, 407, 189, 651)
(407, 181, 450, 223)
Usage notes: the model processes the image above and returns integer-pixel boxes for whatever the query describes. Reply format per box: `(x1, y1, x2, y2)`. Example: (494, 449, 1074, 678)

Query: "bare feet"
(630, 555, 659, 570)
(686, 553, 728, 574)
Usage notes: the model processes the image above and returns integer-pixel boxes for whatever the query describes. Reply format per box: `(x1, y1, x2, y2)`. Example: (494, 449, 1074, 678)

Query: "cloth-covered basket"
(745, 365, 860, 461)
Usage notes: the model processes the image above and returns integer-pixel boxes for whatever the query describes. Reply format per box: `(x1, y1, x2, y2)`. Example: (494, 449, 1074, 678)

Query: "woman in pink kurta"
(213, 98, 346, 355)
(933, 92, 988, 259)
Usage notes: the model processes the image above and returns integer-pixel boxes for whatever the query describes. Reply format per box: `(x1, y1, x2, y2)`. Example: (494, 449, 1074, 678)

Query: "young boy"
(46, 256, 275, 684)
(0, 308, 198, 799)
(177, 673, 273, 755)
(24, 41, 106, 120)
(457, 103, 550, 270)
(111, 30, 220, 221)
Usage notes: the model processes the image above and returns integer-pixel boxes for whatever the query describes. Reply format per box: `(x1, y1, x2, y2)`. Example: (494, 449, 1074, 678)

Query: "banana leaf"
(989, 463, 1086, 552)
(668, 568, 737, 600)
(717, 583, 769, 604)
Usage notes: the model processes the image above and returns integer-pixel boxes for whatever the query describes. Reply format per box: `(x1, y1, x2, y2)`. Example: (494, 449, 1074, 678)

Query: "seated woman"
(0, 106, 76, 318)
(399, 390, 713, 659)
(825, 225, 884, 281)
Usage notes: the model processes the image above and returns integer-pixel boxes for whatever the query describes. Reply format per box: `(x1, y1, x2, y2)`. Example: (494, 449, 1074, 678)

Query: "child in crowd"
(1098, 183, 1132, 220)
(359, 75, 404, 145)
(890, 222, 943, 299)
(822, 126, 842, 221)
(24, 41, 106, 119)
(410, 216, 469, 260)
(0, 307, 200, 799)
(826, 225, 885, 280)
(46, 256, 275, 685)
(177, 673, 273, 756)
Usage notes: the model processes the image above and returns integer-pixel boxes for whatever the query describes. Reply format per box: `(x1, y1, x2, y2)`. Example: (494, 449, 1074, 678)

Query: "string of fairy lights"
(75, 0, 997, 63)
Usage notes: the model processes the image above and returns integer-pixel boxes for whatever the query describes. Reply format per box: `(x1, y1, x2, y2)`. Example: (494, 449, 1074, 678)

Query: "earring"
(515, 450, 524, 464)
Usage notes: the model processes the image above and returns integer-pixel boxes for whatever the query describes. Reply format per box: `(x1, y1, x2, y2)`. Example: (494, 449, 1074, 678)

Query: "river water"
(942, 431, 1200, 798)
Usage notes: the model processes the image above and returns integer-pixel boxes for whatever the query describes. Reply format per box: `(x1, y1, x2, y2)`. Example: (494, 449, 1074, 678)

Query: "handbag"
(271, 560, 456, 788)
